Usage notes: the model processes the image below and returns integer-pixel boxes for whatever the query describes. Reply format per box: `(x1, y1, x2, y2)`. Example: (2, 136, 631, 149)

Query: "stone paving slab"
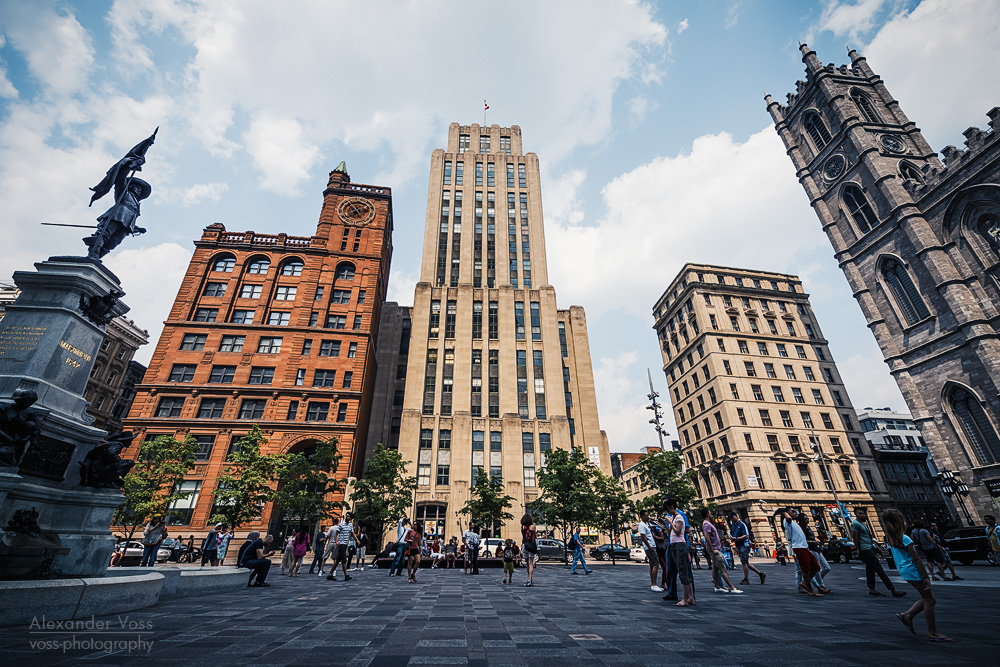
(1, 560, 997, 665)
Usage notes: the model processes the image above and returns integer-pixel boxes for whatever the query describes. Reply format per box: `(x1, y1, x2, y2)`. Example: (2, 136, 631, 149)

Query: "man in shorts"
(728, 511, 765, 585)
(702, 508, 742, 594)
(637, 509, 663, 592)
(327, 512, 355, 582)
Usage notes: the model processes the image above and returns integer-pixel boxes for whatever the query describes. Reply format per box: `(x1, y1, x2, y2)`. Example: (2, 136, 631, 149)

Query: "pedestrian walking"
(217, 526, 234, 565)
(929, 522, 962, 580)
(237, 532, 274, 588)
(986, 515, 1000, 562)
(883, 509, 954, 642)
(653, 510, 675, 598)
(170, 535, 185, 563)
(727, 511, 765, 585)
(636, 509, 663, 592)
(388, 517, 410, 577)
(520, 512, 538, 587)
(280, 535, 295, 575)
(201, 523, 225, 567)
(404, 520, 423, 583)
(463, 523, 481, 575)
(702, 508, 742, 594)
(569, 529, 591, 574)
(778, 508, 821, 597)
(356, 526, 369, 571)
(327, 512, 356, 581)
(795, 513, 831, 594)
(664, 499, 695, 607)
(290, 525, 310, 576)
(185, 535, 194, 563)
(140, 516, 167, 567)
(308, 526, 327, 574)
(851, 508, 906, 597)
(910, 519, 951, 581)
(502, 538, 517, 584)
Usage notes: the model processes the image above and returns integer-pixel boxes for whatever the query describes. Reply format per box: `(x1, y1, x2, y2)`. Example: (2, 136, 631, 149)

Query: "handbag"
(524, 539, 538, 554)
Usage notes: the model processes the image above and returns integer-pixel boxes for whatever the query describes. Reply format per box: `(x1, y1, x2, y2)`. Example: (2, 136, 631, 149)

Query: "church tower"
(767, 45, 1000, 521)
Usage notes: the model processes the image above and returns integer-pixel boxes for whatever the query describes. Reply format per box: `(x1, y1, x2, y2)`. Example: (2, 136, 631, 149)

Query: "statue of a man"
(79, 431, 136, 488)
(0, 389, 40, 467)
(84, 129, 157, 261)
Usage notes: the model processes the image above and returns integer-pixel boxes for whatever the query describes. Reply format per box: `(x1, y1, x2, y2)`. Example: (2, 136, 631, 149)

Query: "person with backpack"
(910, 518, 951, 581)
(201, 523, 225, 567)
(463, 523, 481, 575)
(502, 539, 517, 584)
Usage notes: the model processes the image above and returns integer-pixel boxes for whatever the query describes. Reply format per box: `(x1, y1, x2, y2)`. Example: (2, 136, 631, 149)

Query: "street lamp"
(938, 469, 973, 526)
(810, 429, 853, 537)
(646, 369, 671, 450)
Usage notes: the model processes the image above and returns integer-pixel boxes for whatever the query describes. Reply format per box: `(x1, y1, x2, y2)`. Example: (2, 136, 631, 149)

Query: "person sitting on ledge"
(238, 531, 274, 587)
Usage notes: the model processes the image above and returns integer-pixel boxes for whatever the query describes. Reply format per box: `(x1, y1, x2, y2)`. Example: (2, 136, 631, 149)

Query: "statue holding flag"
(83, 128, 157, 260)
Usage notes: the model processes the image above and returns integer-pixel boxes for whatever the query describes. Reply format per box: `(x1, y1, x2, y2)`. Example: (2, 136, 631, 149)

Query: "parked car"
(480, 538, 504, 557)
(821, 539, 856, 563)
(114, 540, 172, 566)
(589, 543, 630, 561)
(944, 526, 999, 566)
(629, 546, 648, 563)
(536, 538, 567, 562)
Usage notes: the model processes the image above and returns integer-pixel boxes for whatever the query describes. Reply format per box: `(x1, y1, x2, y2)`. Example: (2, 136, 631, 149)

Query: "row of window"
(668, 338, 826, 382)
(455, 133, 513, 155)
(191, 307, 365, 330)
(179, 334, 358, 359)
(655, 272, 800, 321)
(681, 407, 857, 447)
(693, 460, 860, 499)
(168, 364, 355, 389)
(155, 396, 349, 422)
(443, 160, 525, 187)
(203, 282, 366, 306)
(415, 428, 550, 487)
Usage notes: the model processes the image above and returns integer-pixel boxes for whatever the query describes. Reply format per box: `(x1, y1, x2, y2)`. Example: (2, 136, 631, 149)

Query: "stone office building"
(394, 123, 611, 539)
(768, 45, 1000, 520)
(123, 165, 393, 537)
(653, 264, 890, 541)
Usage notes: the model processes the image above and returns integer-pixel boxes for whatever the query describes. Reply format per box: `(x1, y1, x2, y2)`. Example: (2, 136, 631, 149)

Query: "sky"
(0, 0, 998, 453)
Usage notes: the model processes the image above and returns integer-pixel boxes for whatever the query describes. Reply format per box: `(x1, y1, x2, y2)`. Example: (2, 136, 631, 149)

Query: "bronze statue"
(79, 288, 125, 326)
(0, 390, 40, 467)
(84, 129, 157, 260)
(79, 431, 136, 488)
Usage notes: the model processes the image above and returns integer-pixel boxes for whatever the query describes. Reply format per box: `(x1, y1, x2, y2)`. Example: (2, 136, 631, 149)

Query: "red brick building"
(122, 166, 393, 538)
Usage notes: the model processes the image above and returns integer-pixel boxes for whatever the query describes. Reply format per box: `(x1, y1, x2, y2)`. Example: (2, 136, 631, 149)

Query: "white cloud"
(0, 2, 95, 98)
(158, 182, 229, 207)
(677, 18, 689, 34)
(628, 95, 656, 127)
(0, 36, 18, 99)
(244, 113, 322, 195)
(103, 243, 192, 365)
(817, 0, 893, 40)
(593, 350, 665, 451)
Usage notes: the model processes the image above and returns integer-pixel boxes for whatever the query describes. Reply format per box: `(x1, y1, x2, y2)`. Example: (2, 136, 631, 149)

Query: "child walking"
(502, 539, 516, 584)
(882, 509, 954, 642)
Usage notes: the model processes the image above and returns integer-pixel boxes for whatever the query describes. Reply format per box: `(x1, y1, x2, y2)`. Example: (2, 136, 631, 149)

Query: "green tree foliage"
(349, 443, 417, 549)
(634, 449, 698, 513)
(592, 472, 635, 564)
(114, 434, 200, 547)
(271, 436, 344, 531)
(209, 426, 281, 531)
(536, 447, 598, 553)
(458, 469, 515, 536)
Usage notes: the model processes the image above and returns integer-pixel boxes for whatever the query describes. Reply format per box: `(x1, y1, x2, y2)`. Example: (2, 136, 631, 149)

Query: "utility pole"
(646, 369, 670, 450)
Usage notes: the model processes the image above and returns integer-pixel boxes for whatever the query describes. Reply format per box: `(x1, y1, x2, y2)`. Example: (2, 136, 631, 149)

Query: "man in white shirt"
(319, 523, 338, 576)
(637, 509, 663, 592)
(388, 517, 410, 577)
(327, 512, 356, 582)
(463, 524, 481, 575)
(779, 508, 822, 597)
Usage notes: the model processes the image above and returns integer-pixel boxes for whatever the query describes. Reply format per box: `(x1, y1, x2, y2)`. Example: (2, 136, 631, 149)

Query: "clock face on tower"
(337, 197, 376, 226)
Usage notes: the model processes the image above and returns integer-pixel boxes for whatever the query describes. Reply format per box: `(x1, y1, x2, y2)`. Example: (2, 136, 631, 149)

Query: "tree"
(634, 449, 698, 512)
(209, 426, 281, 531)
(536, 447, 598, 560)
(113, 434, 200, 551)
(271, 436, 344, 532)
(459, 469, 515, 537)
(349, 443, 417, 550)
(592, 472, 635, 565)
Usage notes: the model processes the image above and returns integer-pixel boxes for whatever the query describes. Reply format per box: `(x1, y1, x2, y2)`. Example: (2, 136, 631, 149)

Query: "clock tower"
(768, 45, 1000, 522)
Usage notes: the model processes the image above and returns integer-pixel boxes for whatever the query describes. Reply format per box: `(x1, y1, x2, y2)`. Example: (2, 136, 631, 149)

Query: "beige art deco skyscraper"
(653, 264, 891, 541)
(396, 123, 610, 539)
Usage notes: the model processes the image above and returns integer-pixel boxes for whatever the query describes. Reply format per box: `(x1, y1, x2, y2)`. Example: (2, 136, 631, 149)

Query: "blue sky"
(0, 0, 997, 452)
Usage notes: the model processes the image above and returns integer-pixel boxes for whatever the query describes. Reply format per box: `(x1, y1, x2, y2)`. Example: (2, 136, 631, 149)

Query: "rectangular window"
(744, 433, 755, 450)
(455, 161, 464, 184)
(286, 401, 299, 420)
(167, 481, 201, 525)
(193, 308, 218, 322)
(744, 361, 756, 377)
(313, 370, 336, 387)
(326, 315, 346, 329)
(239, 399, 266, 420)
(168, 364, 196, 382)
(475, 162, 483, 186)
(331, 289, 351, 304)
(208, 365, 236, 383)
(429, 300, 440, 338)
(792, 387, 804, 403)
(337, 403, 348, 422)
(781, 410, 793, 427)
(832, 390, 844, 406)
(801, 411, 814, 428)
(803, 367, 815, 381)
(472, 301, 483, 339)
(353, 314, 362, 330)
(196, 398, 224, 419)
(487, 162, 495, 186)
(757, 342, 768, 355)
(530, 302, 541, 340)
(759, 409, 772, 426)
(218, 335, 245, 352)
(248, 367, 274, 385)
(738, 340, 749, 354)
(488, 301, 499, 340)
(443, 160, 452, 184)
(723, 360, 732, 374)
(267, 311, 290, 326)
(305, 402, 329, 421)
(751, 385, 764, 401)
(257, 337, 282, 354)
(156, 397, 185, 417)
(315, 287, 324, 301)
(347, 342, 357, 358)
(841, 465, 857, 490)
(772, 386, 785, 402)
(776, 463, 792, 490)
(737, 408, 747, 425)
(203, 282, 227, 297)
(343, 371, 353, 389)
(445, 300, 457, 339)
(275, 286, 297, 300)
(764, 363, 776, 378)
(821, 413, 835, 429)
(796, 345, 807, 358)
(239, 284, 262, 299)
(319, 340, 340, 357)
(180, 334, 207, 351)
(514, 301, 525, 340)
(798, 464, 814, 490)
(230, 310, 254, 324)
(812, 389, 825, 404)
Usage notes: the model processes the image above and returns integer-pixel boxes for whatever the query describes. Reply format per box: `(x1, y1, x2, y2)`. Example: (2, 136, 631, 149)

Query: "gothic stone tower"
(767, 44, 1000, 520)
(396, 123, 611, 540)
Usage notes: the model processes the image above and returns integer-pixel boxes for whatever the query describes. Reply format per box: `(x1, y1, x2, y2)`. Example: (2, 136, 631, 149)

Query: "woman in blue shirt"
(882, 509, 953, 642)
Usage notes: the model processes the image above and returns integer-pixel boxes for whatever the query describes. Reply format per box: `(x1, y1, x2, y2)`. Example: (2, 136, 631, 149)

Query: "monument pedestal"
(0, 257, 130, 578)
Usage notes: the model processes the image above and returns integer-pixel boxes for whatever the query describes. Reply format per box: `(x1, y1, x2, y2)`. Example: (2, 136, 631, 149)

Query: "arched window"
(947, 385, 1000, 466)
(335, 262, 356, 281)
(881, 257, 931, 325)
(843, 184, 879, 233)
(803, 112, 832, 150)
(281, 259, 304, 276)
(851, 89, 882, 123)
(247, 258, 270, 275)
(212, 254, 236, 272)
(976, 213, 1000, 256)
(899, 161, 924, 185)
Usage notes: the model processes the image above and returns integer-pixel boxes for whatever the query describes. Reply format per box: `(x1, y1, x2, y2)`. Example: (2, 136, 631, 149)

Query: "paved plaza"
(4, 559, 997, 666)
